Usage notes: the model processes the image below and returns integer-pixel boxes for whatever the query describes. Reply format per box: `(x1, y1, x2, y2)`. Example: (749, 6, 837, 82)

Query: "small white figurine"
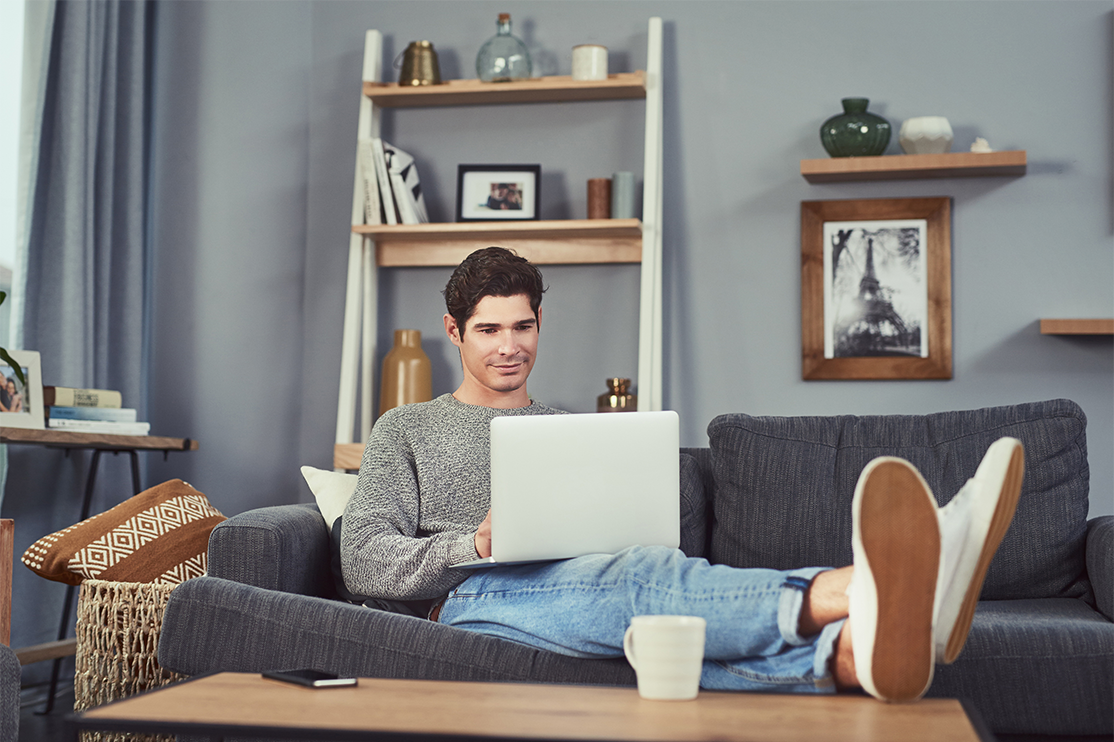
(970, 137, 993, 153)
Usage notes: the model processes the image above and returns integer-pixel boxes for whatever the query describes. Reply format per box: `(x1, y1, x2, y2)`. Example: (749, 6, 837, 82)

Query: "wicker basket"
(75, 579, 183, 742)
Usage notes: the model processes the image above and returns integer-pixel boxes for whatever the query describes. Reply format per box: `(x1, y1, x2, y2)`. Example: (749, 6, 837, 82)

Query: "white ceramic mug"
(572, 44, 608, 81)
(622, 615, 705, 700)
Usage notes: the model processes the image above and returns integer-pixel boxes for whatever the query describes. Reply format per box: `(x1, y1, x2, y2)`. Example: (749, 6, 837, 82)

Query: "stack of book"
(360, 138, 430, 226)
(44, 386, 150, 436)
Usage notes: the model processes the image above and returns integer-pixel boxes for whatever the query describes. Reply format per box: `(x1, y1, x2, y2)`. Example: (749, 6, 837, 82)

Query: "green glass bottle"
(476, 13, 532, 82)
(820, 98, 891, 157)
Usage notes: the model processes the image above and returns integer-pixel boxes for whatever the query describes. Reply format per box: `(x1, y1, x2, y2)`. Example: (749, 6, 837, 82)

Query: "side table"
(1, 427, 198, 711)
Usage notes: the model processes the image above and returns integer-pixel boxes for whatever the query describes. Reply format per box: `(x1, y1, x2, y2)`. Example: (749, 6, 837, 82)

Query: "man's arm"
(339, 411, 483, 601)
(474, 509, 492, 559)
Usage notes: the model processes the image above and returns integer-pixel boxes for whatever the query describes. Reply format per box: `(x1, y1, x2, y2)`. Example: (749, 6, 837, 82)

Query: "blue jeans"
(438, 545, 843, 694)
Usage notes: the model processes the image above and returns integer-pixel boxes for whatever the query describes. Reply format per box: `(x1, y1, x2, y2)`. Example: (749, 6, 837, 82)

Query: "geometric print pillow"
(21, 479, 226, 586)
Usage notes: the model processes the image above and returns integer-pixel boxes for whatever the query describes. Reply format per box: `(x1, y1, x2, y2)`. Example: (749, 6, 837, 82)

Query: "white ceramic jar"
(899, 116, 954, 155)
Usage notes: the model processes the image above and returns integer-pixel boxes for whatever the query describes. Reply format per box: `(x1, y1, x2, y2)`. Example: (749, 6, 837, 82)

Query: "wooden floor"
(18, 681, 74, 742)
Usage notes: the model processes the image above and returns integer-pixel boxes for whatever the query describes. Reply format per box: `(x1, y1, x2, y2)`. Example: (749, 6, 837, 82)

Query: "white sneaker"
(849, 457, 940, 702)
(934, 437, 1024, 664)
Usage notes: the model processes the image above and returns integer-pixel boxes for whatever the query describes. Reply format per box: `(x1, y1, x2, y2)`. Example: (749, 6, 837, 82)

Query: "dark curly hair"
(442, 247, 547, 333)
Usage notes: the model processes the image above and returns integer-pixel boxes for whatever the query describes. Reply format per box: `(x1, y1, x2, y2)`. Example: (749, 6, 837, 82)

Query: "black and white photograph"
(823, 219, 928, 359)
(456, 165, 540, 221)
(801, 197, 952, 381)
(0, 349, 44, 429)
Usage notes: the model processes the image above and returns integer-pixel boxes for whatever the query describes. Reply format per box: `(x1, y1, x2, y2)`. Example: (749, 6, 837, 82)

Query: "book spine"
(359, 138, 382, 225)
(46, 419, 150, 435)
(390, 170, 419, 225)
(372, 138, 398, 225)
(47, 406, 138, 422)
(44, 387, 123, 408)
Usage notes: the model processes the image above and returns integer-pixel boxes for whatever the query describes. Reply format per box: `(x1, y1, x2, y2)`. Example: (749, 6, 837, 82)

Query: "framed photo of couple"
(0, 349, 45, 429)
(456, 165, 541, 222)
(801, 197, 952, 381)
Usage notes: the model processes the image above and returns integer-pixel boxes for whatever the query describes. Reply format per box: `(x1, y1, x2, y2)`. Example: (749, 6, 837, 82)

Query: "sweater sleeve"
(339, 411, 478, 601)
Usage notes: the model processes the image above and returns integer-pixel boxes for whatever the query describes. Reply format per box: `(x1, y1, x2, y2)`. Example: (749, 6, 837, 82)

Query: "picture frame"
(0, 349, 45, 429)
(801, 197, 952, 380)
(456, 165, 541, 222)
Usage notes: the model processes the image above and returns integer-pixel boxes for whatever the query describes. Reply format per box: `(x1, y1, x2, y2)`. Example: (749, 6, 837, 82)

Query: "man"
(341, 246, 1022, 702)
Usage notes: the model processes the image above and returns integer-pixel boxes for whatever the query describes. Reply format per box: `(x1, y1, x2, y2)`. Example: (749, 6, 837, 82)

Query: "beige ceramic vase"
(379, 329, 432, 416)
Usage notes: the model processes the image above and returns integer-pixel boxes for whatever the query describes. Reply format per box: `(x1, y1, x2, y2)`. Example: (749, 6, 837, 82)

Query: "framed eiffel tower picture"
(801, 197, 952, 380)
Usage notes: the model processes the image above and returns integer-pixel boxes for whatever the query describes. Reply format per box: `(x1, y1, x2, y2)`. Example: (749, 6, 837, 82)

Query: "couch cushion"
(928, 599, 1113, 736)
(707, 399, 1090, 601)
(21, 479, 225, 586)
(679, 452, 709, 559)
(300, 466, 357, 531)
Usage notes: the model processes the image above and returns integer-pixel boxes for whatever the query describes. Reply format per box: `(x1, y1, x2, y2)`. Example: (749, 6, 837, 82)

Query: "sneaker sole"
(860, 459, 940, 702)
(940, 443, 1024, 663)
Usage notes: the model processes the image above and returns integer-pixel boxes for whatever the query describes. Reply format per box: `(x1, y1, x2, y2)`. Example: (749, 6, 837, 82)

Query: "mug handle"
(622, 626, 638, 670)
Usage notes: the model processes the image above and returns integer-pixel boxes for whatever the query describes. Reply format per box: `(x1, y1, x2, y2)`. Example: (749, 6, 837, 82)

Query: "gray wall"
(150, 0, 1113, 516)
(9, 0, 1113, 658)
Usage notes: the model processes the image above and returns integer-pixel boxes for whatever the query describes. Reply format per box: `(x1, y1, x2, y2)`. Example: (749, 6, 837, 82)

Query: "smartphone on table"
(262, 669, 358, 688)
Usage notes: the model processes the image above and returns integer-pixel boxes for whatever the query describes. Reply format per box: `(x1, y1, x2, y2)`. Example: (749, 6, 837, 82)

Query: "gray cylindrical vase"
(611, 171, 636, 219)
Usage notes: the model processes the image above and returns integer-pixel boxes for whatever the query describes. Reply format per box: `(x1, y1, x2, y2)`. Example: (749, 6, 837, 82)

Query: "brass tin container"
(399, 41, 442, 86)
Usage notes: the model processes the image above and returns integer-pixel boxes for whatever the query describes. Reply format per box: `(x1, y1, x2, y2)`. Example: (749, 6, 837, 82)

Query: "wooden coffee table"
(67, 672, 994, 741)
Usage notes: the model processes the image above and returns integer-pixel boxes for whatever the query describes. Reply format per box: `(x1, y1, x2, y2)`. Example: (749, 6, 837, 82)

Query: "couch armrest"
(1087, 516, 1113, 620)
(207, 503, 334, 599)
(0, 645, 18, 742)
(158, 575, 636, 687)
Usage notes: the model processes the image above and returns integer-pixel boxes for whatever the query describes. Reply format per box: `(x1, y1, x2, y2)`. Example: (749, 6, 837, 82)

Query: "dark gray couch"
(158, 399, 1112, 739)
(0, 644, 17, 742)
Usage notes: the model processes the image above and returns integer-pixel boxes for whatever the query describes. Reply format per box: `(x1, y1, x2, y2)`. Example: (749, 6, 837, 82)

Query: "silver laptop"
(451, 410, 680, 569)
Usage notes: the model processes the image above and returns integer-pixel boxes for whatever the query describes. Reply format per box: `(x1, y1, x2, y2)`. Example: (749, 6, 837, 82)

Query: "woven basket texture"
(74, 579, 182, 742)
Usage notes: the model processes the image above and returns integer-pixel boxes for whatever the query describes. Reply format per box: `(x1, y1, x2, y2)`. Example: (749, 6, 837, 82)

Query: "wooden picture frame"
(456, 164, 541, 222)
(801, 197, 952, 380)
(0, 349, 45, 429)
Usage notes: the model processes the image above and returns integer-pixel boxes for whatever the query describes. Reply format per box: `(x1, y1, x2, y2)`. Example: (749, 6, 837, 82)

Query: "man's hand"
(474, 509, 492, 558)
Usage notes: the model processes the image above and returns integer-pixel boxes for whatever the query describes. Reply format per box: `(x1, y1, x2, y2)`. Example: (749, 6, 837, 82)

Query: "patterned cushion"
(21, 479, 226, 586)
(707, 399, 1091, 602)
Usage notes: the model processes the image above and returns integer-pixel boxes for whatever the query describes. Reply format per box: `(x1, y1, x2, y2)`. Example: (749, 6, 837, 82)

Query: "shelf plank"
(353, 219, 644, 266)
(0, 428, 199, 452)
(1039, 318, 1114, 335)
(801, 150, 1027, 183)
(16, 637, 77, 665)
(364, 73, 646, 107)
(334, 443, 364, 471)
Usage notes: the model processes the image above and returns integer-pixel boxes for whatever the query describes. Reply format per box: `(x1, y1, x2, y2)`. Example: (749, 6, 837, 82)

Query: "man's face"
(445, 293, 540, 406)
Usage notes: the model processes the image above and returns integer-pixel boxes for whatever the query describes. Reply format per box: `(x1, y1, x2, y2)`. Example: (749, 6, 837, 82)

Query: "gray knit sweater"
(340, 393, 564, 601)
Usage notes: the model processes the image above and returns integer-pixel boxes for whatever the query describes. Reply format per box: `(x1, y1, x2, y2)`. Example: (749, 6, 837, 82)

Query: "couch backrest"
(701, 399, 1091, 602)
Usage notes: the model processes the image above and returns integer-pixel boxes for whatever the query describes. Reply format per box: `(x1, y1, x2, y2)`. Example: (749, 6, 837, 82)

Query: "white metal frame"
(335, 19, 665, 451)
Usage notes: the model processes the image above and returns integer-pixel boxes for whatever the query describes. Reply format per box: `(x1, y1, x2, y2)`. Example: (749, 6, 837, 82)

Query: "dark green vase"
(820, 98, 891, 157)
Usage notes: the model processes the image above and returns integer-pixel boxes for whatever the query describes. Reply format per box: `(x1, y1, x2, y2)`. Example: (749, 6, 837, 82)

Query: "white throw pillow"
(300, 466, 358, 529)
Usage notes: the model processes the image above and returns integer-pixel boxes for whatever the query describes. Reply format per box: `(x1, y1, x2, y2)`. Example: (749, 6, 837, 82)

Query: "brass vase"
(379, 329, 432, 416)
(597, 378, 637, 413)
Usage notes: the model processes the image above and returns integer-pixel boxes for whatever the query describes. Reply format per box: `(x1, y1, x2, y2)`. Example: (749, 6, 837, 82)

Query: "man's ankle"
(799, 566, 852, 636)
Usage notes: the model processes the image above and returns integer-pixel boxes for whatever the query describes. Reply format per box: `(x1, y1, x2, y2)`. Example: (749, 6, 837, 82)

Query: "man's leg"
(438, 547, 844, 693)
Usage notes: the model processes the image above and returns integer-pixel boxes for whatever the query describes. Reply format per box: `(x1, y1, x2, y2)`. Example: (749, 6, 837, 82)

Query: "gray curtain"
(5, 0, 153, 688)
(20, 0, 151, 399)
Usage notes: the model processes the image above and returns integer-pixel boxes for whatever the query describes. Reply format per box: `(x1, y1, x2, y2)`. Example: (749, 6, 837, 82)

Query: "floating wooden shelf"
(364, 72, 646, 107)
(801, 150, 1027, 183)
(1039, 318, 1114, 335)
(352, 219, 644, 266)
